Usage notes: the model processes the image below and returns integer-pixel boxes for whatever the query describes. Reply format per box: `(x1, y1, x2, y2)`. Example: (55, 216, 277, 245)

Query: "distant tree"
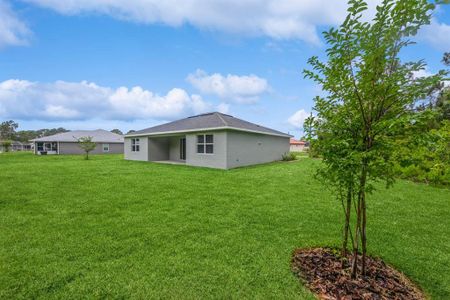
(111, 129, 123, 135)
(39, 127, 69, 138)
(443, 52, 450, 66)
(15, 130, 38, 143)
(76, 136, 96, 160)
(0, 120, 18, 140)
(304, 0, 445, 279)
(12, 127, 69, 142)
(126, 130, 136, 135)
(1, 140, 12, 152)
(303, 113, 318, 157)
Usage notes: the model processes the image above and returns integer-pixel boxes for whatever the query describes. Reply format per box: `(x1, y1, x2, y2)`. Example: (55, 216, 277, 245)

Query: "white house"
(124, 112, 291, 169)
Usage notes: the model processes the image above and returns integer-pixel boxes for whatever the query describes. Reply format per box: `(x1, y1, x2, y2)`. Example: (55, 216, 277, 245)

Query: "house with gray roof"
(124, 112, 291, 169)
(0, 140, 33, 152)
(31, 129, 124, 155)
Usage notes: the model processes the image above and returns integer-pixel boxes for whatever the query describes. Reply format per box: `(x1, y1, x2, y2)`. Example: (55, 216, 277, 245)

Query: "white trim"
(125, 126, 291, 138)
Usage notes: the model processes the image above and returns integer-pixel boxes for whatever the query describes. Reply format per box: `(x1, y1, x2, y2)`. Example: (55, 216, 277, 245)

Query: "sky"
(0, 0, 449, 138)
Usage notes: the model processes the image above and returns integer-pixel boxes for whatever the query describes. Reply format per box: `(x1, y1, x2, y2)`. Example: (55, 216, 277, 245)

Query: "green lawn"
(0, 153, 449, 299)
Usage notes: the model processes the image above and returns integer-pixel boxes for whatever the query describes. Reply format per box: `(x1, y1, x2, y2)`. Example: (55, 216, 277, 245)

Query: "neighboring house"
(290, 138, 308, 152)
(125, 112, 291, 169)
(0, 141, 33, 152)
(31, 130, 124, 155)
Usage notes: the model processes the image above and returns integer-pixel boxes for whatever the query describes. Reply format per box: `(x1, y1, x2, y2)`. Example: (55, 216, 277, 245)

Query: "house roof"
(31, 129, 124, 143)
(126, 112, 291, 138)
(290, 138, 306, 145)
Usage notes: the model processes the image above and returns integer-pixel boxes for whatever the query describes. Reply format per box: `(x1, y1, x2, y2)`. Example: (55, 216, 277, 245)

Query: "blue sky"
(1, 0, 449, 137)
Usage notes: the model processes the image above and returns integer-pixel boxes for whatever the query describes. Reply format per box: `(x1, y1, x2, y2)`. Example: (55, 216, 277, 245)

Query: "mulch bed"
(291, 247, 426, 300)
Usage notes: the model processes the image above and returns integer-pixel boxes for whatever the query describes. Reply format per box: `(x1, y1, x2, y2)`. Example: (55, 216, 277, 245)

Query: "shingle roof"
(127, 112, 291, 137)
(31, 129, 124, 143)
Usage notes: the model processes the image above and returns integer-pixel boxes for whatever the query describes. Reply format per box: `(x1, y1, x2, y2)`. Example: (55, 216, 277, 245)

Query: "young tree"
(76, 136, 97, 160)
(303, 113, 317, 157)
(304, 0, 446, 278)
(1, 140, 12, 152)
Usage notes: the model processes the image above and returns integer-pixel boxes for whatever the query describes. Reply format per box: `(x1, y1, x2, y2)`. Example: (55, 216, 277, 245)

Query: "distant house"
(290, 138, 308, 152)
(31, 129, 124, 155)
(0, 140, 32, 152)
(124, 112, 291, 169)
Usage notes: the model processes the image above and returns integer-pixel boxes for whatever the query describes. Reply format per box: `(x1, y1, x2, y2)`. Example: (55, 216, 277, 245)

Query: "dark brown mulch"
(291, 247, 426, 300)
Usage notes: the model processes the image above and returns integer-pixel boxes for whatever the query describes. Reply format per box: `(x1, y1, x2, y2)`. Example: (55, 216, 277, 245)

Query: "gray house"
(31, 129, 124, 155)
(124, 112, 291, 169)
(0, 141, 33, 152)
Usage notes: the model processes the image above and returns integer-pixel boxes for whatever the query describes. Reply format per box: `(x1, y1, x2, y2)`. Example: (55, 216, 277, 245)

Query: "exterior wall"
(226, 131, 290, 169)
(124, 137, 148, 161)
(290, 144, 305, 152)
(58, 142, 123, 155)
(185, 131, 227, 169)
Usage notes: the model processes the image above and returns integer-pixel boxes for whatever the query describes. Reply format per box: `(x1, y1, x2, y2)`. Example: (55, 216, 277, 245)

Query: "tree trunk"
(350, 195, 361, 279)
(361, 188, 367, 276)
(342, 184, 352, 258)
(359, 160, 368, 276)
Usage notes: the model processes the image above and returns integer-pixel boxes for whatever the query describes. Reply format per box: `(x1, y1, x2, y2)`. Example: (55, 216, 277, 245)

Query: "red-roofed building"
(290, 138, 308, 152)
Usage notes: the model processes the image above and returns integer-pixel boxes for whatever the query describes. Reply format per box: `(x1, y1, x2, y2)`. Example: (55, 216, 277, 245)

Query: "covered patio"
(35, 141, 58, 155)
(148, 135, 186, 164)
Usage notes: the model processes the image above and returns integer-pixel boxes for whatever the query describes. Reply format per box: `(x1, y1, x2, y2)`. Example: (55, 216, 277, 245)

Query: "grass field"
(1, 153, 449, 299)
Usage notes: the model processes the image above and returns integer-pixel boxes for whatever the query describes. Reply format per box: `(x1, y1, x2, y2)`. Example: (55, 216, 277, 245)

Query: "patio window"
(102, 144, 110, 152)
(197, 134, 214, 154)
(37, 142, 57, 152)
(131, 138, 140, 152)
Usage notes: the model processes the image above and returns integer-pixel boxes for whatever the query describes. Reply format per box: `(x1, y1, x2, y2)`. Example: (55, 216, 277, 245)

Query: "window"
(102, 144, 110, 152)
(197, 134, 213, 154)
(37, 142, 57, 152)
(131, 138, 140, 152)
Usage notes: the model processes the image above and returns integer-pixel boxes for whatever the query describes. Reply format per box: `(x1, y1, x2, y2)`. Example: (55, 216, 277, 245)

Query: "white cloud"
(0, 79, 212, 121)
(412, 67, 434, 79)
(216, 103, 230, 114)
(412, 67, 450, 88)
(0, 1, 31, 48)
(419, 18, 450, 51)
(288, 109, 309, 128)
(23, 0, 382, 44)
(187, 69, 269, 104)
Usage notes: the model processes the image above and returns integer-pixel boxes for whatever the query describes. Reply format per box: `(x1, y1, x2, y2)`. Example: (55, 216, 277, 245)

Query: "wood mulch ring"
(291, 247, 426, 300)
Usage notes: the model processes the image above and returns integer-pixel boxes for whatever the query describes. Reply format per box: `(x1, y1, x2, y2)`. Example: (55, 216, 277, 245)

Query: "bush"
(282, 152, 297, 161)
(393, 120, 449, 186)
